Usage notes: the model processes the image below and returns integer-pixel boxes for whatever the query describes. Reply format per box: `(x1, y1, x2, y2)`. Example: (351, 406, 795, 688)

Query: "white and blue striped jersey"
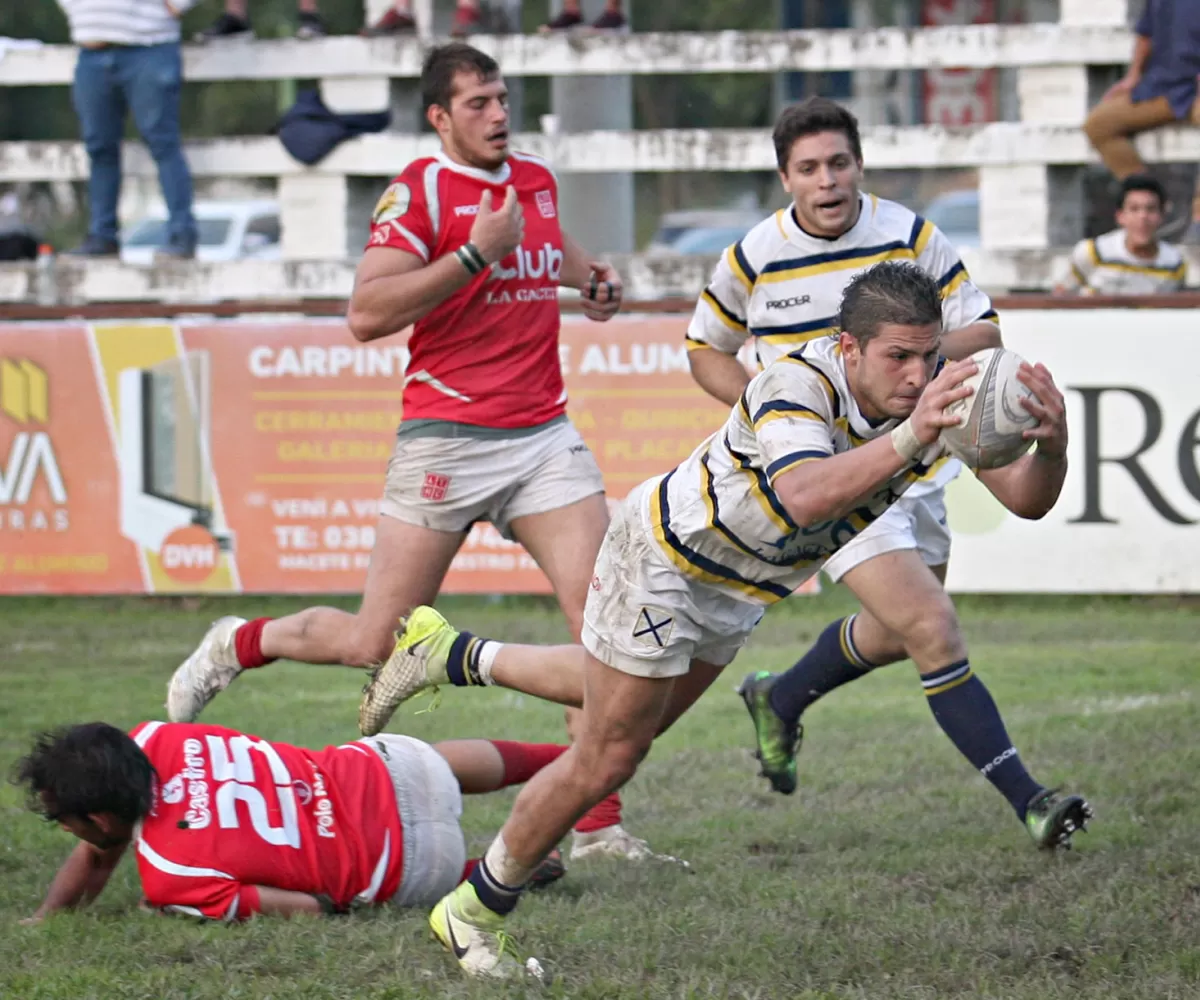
(1063, 229, 1186, 295)
(685, 193, 996, 495)
(643, 336, 945, 606)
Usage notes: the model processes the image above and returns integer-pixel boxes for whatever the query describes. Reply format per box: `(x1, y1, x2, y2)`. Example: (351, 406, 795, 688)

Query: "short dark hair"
(1118, 173, 1166, 212)
(12, 723, 155, 825)
(838, 262, 943, 345)
(421, 42, 500, 113)
(772, 97, 863, 171)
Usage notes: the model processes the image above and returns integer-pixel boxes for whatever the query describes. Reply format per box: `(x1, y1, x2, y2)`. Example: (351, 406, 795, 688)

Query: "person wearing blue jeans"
(58, 0, 199, 257)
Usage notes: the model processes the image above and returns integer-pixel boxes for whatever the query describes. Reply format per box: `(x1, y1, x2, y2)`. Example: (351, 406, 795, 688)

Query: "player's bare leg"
(429, 651, 676, 977)
(844, 550, 1092, 848)
(508, 493, 653, 859)
(167, 516, 464, 722)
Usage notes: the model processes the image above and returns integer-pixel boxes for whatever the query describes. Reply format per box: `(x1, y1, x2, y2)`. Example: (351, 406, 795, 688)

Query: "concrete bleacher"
(1, 0, 1182, 303)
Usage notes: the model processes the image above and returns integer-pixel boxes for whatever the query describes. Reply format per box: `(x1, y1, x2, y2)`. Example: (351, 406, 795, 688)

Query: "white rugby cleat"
(570, 824, 691, 869)
(166, 616, 247, 722)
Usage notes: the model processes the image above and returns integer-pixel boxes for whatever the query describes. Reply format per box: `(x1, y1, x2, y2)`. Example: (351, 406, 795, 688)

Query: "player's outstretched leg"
(842, 551, 1093, 849)
(737, 504, 928, 795)
(359, 606, 586, 735)
(166, 517, 464, 722)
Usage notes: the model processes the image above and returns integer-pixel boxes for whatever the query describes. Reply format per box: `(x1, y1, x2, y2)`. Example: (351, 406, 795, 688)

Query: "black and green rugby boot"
(737, 670, 803, 795)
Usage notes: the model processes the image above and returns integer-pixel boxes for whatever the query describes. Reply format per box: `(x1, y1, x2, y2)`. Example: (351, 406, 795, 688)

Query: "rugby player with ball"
(355, 262, 1092, 978)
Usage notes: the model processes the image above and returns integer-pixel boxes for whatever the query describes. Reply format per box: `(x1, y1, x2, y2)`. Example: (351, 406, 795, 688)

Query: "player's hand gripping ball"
(939, 347, 1042, 470)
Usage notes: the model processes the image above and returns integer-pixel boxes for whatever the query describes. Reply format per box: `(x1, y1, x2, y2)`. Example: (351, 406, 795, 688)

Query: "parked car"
(120, 199, 281, 264)
(922, 189, 980, 251)
(646, 208, 763, 255)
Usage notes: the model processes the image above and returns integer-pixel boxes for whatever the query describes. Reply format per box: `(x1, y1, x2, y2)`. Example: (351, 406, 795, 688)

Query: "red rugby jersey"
(367, 150, 568, 428)
(129, 722, 402, 921)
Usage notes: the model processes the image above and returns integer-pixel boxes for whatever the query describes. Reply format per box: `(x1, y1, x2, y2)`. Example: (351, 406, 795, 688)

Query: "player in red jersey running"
(16, 721, 572, 924)
(166, 42, 649, 860)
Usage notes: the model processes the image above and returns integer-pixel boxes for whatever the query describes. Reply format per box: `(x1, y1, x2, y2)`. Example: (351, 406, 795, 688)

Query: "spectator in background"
(57, 0, 198, 258)
(1082, 0, 1200, 237)
(195, 0, 326, 42)
(1057, 174, 1186, 295)
(363, 0, 488, 38)
(363, 0, 625, 36)
(540, 0, 626, 32)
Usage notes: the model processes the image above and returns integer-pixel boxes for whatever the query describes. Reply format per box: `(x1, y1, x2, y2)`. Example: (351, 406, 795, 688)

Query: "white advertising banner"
(944, 309, 1200, 593)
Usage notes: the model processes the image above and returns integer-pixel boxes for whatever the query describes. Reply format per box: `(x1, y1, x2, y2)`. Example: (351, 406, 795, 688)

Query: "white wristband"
(890, 418, 924, 462)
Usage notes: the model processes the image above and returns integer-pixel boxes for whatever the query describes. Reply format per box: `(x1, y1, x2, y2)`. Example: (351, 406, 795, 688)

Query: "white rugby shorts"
(380, 419, 605, 539)
(581, 480, 765, 680)
(362, 734, 466, 908)
(821, 489, 952, 583)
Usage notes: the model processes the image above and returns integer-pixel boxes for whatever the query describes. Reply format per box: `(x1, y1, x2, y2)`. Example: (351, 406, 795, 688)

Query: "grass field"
(2, 592, 1198, 1000)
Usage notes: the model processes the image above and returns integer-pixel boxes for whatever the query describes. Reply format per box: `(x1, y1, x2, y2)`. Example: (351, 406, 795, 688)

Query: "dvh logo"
(0, 359, 65, 506)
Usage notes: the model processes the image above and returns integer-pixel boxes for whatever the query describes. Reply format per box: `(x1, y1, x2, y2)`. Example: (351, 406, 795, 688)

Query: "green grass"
(2, 593, 1198, 999)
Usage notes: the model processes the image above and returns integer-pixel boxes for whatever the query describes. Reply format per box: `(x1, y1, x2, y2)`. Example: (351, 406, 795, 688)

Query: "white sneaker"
(570, 824, 692, 869)
(166, 616, 247, 722)
(569, 824, 652, 860)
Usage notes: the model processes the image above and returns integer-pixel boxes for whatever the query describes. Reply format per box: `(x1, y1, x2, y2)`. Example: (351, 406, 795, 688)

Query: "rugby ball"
(939, 347, 1039, 470)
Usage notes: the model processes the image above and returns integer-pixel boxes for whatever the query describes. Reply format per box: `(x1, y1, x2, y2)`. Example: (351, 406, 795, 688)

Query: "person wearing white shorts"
(360, 263, 1088, 979)
(677, 97, 1005, 798)
(165, 42, 654, 861)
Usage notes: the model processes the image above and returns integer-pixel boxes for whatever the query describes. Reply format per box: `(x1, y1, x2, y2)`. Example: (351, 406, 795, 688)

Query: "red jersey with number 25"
(367, 150, 567, 428)
(128, 722, 402, 921)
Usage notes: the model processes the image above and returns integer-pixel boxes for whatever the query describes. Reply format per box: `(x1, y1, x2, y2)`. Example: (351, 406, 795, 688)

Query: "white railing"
(0, 0, 1157, 299)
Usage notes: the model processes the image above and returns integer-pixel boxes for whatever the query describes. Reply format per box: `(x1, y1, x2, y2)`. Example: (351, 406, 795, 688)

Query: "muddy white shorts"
(581, 480, 765, 680)
(821, 489, 952, 583)
(379, 418, 605, 539)
(362, 734, 466, 908)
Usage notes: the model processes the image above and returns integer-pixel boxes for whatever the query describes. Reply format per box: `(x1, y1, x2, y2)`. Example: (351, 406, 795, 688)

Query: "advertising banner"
(0, 317, 737, 595)
(2, 310, 1196, 594)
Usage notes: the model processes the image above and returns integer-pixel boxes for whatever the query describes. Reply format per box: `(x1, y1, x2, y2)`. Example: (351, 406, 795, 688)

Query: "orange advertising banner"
(1, 316, 814, 596)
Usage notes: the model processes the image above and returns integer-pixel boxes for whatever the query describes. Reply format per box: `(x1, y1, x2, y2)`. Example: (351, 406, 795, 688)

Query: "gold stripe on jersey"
(758, 244, 919, 285)
(749, 399, 826, 430)
(912, 217, 935, 257)
(725, 429, 796, 536)
(727, 243, 755, 293)
(700, 288, 747, 332)
(1095, 260, 1187, 278)
(939, 265, 969, 299)
(776, 354, 841, 416)
(649, 472, 791, 603)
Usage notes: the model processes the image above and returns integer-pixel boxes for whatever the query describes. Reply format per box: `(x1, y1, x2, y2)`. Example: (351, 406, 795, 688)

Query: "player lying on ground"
(15, 721, 573, 925)
(165, 41, 648, 861)
(683, 97, 1049, 826)
(357, 262, 1093, 977)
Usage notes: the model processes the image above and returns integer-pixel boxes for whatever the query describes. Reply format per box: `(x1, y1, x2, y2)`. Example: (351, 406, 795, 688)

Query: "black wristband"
(462, 242, 488, 271)
(454, 246, 481, 275)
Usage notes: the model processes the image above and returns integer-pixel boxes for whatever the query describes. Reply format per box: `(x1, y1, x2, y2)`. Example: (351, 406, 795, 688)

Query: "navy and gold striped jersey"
(1063, 229, 1186, 295)
(685, 192, 997, 369)
(643, 336, 945, 606)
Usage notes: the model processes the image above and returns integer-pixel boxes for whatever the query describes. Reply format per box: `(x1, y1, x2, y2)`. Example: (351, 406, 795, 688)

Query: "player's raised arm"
(24, 839, 127, 923)
(687, 242, 756, 406)
(348, 186, 524, 341)
(974, 362, 1069, 519)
